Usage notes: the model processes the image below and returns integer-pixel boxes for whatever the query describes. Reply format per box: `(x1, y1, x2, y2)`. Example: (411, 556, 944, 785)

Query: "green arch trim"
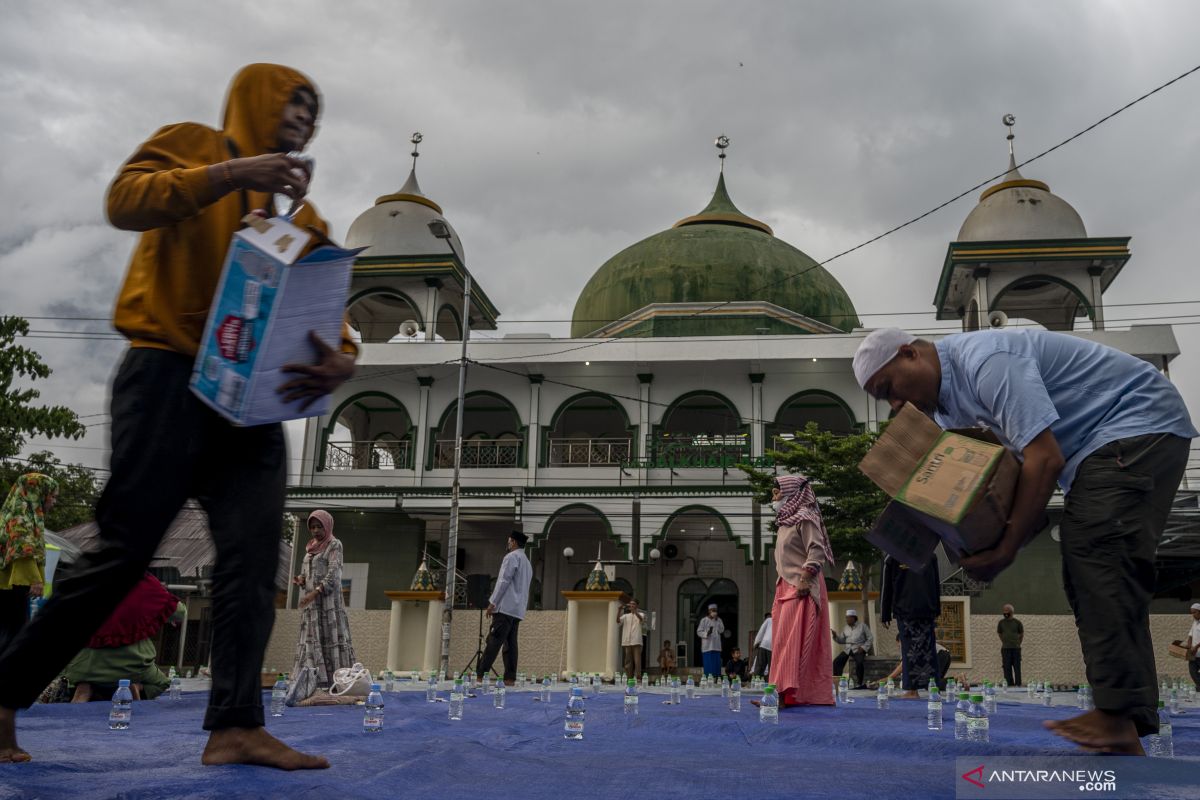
(658, 389, 746, 430)
(319, 391, 415, 470)
(991, 273, 1094, 320)
(642, 504, 752, 565)
(540, 392, 638, 467)
(529, 502, 629, 560)
(435, 303, 463, 340)
(770, 388, 860, 433)
(346, 286, 425, 327)
(427, 390, 528, 470)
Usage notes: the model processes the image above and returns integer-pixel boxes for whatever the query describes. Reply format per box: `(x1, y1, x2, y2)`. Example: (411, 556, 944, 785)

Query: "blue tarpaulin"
(1, 689, 1196, 799)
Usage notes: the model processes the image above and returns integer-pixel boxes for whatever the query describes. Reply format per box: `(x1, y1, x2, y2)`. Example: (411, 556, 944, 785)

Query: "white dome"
(957, 158, 1085, 242)
(344, 169, 465, 261)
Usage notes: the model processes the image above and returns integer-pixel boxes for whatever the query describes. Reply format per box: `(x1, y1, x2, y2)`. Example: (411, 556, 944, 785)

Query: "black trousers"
(0, 349, 286, 730)
(1001, 647, 1022, 687)
(752, 646, 771, 678)
(1060, 433, 1189, 737)
(0, 586, 30, 658)
(1189, 659, 1200, 691)
(832, 649, 866, 687)
(478, 612, 520, 682)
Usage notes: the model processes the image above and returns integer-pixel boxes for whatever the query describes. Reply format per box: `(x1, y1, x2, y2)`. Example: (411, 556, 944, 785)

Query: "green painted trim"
(771, 388, 859, 430)
(426, 390, 527, 471)
(346, 286, 424, 327)
(643, 504, 752, 566)
(540, 391, 636, 467)
(990, 273, 1095, 319)
(529, 502, 629, 561)
(351, 255, 501, 324)
(320, 391, 414, 471)
(435, 303, 463, 340)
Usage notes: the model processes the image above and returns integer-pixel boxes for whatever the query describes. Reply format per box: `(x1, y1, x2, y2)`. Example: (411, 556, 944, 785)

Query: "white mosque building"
(266, 126, 1196, 685)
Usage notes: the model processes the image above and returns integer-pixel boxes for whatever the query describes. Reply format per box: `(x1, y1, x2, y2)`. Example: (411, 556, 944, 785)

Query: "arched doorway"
(530, 505, 625, 611)
(321, 392, 414, 470)
(676, 577, 739, 668)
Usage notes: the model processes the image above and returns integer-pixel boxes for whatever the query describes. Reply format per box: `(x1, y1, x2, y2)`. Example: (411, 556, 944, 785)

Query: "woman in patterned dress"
(285, 510, 355, 705)
(0, 473, 58, 657)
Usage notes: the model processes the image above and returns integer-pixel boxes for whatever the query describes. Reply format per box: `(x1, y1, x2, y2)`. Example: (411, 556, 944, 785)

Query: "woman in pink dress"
(768, 474, 835, 707)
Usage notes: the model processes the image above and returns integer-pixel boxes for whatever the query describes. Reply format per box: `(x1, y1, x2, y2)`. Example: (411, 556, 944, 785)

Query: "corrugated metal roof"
(56, 503, 294, 590)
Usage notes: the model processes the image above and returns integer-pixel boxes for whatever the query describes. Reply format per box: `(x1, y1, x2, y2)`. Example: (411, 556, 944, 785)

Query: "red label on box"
(216, 315, 255, 362)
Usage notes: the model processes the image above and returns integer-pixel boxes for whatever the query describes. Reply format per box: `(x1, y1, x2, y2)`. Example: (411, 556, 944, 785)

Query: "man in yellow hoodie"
(0, 64, 353, 770)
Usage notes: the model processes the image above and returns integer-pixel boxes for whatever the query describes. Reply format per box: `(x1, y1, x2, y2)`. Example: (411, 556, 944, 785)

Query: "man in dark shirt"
(997, 604, 1024, 687)
(724, 648, 749, 682)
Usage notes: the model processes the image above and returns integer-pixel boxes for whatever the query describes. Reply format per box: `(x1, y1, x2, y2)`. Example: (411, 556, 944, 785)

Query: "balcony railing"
(434, 438, 522, 469)
(324, 440, 411, 471)
(644, 434, 750, 468)
(547, 437, 632, 467)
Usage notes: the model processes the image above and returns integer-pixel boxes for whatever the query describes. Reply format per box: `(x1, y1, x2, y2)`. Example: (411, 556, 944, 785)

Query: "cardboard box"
(190, 216, 362, 426)
(1168, 641, 1190, 660)
(859, 402, 1019, 565)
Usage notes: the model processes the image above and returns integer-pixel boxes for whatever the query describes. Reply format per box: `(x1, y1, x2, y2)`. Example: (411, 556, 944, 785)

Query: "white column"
(606, 598, 621, 679)
(387, 598, 404, 671)
(750, 374, 764, 458)
(565, 598, 580, 677)
(638, 374, 652, 459)
(414, 378, 433, 481)
(973, 267, 990, 329)
(423, 279, 441, 341)
(423, 598, 446, 674)
(1089, 268, 1105, 331)
(528, 376, 542, 482)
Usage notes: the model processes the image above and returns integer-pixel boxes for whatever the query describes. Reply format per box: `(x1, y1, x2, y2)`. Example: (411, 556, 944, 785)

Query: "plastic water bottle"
(482, 673, 492, 694)
(954, 692, 970, 740)
(1147, 701, 1173, 757)
(947, 677, 957, 698)
(540, 675, 552, 703)
(109, 679, 133, 730)
(1168, 685, 1180, 715)
(270, 674, 287, 717)
(383, 671, 394, 693)
(876, 683, 890, 710)
(449, 678, 464, 720)
(493, 682, 506, 710)
(427, 672, 438, 703)
(1042, 682, 1053, 707)
(721, 677, 730, 699)
(998, 678, 1007, 693)
(169, 674, 182, 701)
(983, 682, 997, 715)
(624, 679, 639, 716)
(363, 684, 384, 733)
(885, 677, 895, 698)
(593, 673, 602, 695)
(967, 694, 989, 743)
(564, 687, 586, 739)
(686, 675, 696, 700)
(1027, 680, 1036, 699)
(759, 684, 779, 725)
(641, 673, 648, 688)
(729, 677, 742, 712)
(927, 687, 943, 730)
(837, 677, 849, 705)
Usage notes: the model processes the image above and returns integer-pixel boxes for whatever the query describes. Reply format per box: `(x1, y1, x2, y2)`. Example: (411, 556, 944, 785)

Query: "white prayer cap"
(1191, 602, 1200, 611)
(708, 604, 718, 610)
(845, 609, 858, 617)
(852, 328, 917, 389)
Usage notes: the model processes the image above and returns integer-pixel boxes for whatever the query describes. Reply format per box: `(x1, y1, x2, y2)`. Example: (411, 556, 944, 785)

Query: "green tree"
(0, 316, 86, 459)
(0, 451, 99, 531)
(741, 421, 890, 607)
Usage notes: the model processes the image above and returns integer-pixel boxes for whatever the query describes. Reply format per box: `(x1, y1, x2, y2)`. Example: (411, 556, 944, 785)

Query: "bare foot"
(0, 706, 31, 763)
(896, 690, 921, 700)
(1043, 709, 1145, 755)
(202, 727, 329, 770)
(71, 682, 93, 703)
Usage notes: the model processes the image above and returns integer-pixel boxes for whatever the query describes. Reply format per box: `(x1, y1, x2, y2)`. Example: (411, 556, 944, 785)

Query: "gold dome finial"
(715, 134, 730, 172)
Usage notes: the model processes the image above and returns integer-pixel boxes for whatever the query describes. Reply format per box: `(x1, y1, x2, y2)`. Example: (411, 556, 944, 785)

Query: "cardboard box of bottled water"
(190, 216, 360, 426)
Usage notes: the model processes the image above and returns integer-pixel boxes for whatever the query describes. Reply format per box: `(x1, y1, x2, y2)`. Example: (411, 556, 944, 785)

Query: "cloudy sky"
(3, 1, 1200, 478)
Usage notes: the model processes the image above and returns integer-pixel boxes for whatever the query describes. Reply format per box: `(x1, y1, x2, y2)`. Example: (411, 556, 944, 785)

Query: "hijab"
(306, 510, 335, 556)
(774, 474, 835, 566)
(0, 472, 59, 571)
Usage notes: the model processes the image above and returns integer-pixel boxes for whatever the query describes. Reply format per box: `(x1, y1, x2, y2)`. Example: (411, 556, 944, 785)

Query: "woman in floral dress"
(286, 510, 355, 704)
(0, 473, 58, 656)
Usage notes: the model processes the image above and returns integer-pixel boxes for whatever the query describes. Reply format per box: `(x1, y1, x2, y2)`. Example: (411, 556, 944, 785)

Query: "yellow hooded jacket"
(106, 63, 355, 357)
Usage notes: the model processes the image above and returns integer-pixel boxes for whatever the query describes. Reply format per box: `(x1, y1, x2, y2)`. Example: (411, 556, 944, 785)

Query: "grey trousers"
(1060, 433, 1189, 737)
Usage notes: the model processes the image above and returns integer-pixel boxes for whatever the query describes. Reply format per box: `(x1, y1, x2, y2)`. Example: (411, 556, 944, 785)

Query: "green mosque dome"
(571, 173, 860, 338)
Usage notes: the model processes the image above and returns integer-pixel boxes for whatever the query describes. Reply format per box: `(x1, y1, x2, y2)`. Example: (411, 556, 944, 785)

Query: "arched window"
(431, 392, 524, 469)
(653, 392, 747, 468)
(345, 289, 424, 343)
(544, 393, 633, 467)
(768, 390, 857, 448)
(321, 393, 414, 470)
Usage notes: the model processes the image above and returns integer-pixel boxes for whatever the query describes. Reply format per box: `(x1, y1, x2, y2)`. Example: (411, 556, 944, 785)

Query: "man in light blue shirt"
(477, 531, 533, 686)
(854, 328, 1195, 755)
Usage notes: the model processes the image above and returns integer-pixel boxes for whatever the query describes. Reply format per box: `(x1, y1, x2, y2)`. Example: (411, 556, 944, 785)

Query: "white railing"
(434, 438, 521, 469)
(324, 440, 411, 471)
(547, 437, 632, 467)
